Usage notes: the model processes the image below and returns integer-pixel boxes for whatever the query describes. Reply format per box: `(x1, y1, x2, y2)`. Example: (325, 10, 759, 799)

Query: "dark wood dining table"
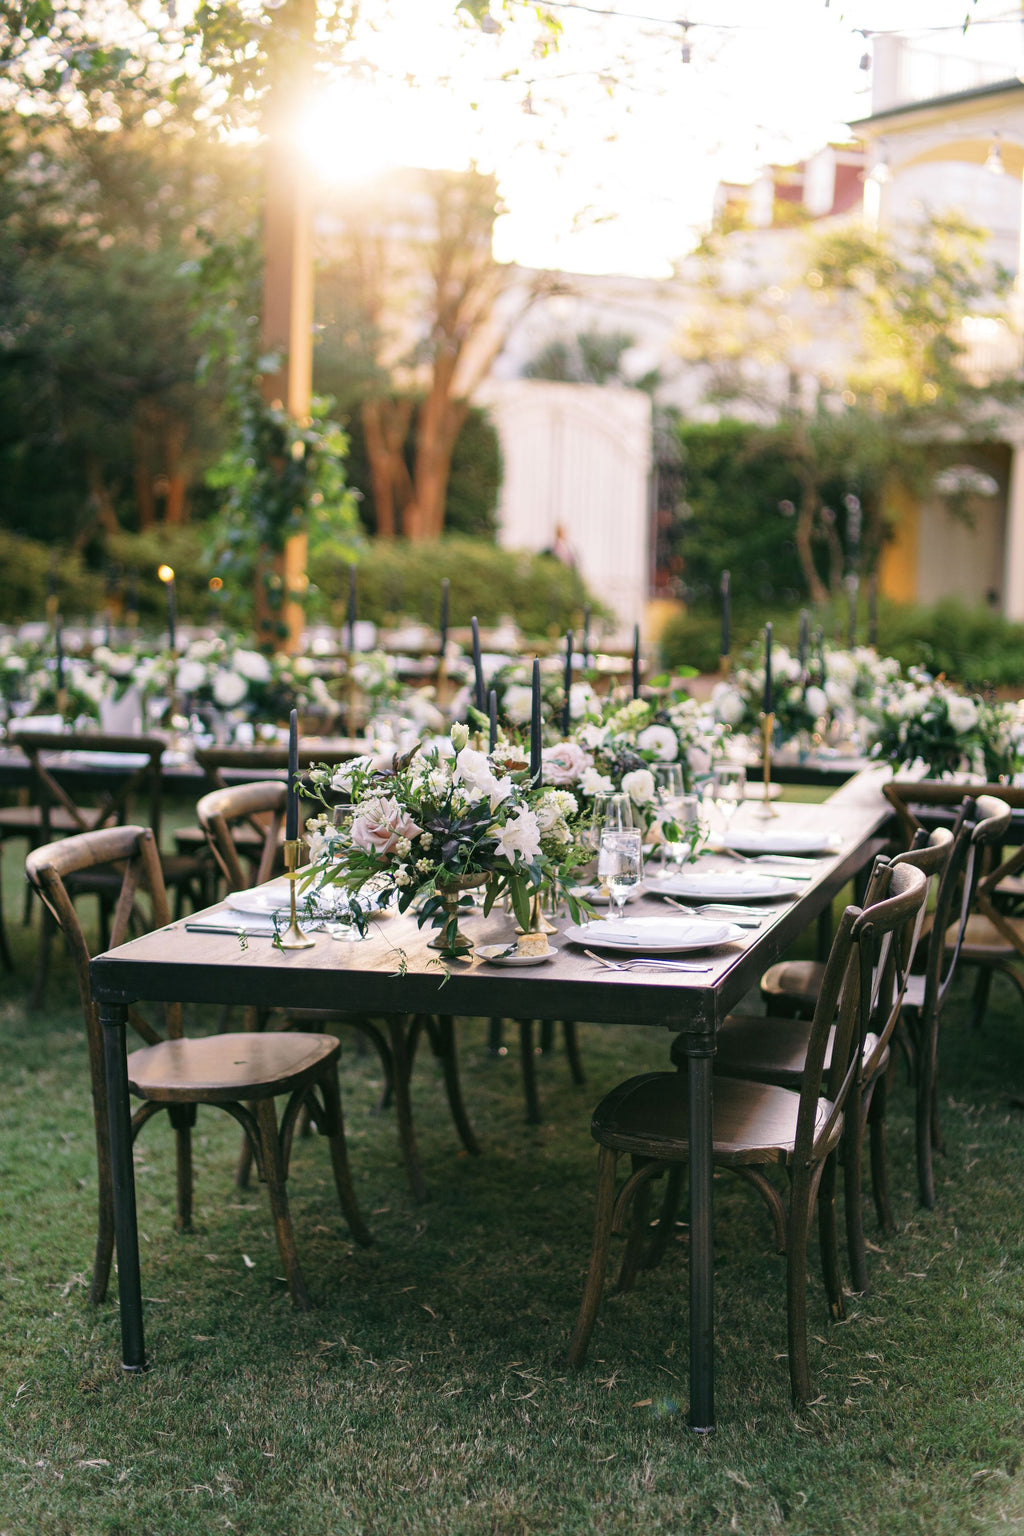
(89, 769, 894, 1431)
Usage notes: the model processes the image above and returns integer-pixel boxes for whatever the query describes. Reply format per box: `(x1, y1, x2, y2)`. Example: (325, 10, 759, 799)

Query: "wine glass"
(587, 791, 633, 852)
(653, 763, 685, 874)
(598, 829, 643, 920)
(712, 764, 747, 830)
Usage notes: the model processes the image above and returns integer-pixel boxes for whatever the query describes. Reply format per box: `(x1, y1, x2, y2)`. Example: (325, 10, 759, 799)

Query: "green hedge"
(308, 536, 606, 638)
(877, 598, 1024, 690)
(0, 531, 103, 623)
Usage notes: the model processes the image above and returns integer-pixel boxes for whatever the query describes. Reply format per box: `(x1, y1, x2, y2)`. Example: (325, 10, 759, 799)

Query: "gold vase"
(427, 873, 487, 954)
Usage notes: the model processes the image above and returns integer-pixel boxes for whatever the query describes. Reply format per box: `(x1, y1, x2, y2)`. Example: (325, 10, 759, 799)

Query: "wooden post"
(258, 0, 315, 653)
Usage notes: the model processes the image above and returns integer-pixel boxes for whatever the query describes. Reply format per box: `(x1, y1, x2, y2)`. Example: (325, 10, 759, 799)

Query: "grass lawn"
(3, 819, 1024, 1535)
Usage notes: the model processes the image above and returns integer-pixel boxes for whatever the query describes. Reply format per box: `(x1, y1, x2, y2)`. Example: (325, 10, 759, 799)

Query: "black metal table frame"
(89, 813, 887, 1432)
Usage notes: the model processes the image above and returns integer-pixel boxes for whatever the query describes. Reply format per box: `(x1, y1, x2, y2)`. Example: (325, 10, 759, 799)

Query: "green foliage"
(0, 110, 251, 543)
(308, 536, 604, 637)
(0, 530, 102, 623)
(669, 420, 809, 608)
(878, 597, 1024, 690)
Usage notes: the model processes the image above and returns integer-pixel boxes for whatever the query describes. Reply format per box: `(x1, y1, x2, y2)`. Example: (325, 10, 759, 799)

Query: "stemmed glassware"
(587, 791, 633, 855)
(710, 763, 747, 831)
(653, 763, 685, 875)
(597, 829, 644, 920)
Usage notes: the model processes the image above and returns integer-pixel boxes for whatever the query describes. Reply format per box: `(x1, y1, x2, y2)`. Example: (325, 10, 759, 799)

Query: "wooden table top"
(91, 779, 895, 1040)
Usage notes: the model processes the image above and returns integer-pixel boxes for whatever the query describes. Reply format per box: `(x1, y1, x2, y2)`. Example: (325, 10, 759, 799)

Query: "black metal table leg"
(517, 1019, 541, 1124)
(687, 1047, 715, 1431)
(99, 998, 147, 1373)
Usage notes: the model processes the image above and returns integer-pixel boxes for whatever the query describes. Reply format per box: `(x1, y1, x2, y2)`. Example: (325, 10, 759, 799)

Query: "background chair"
(567, 860, 927, 1405)
(26, 824, 370, 1311)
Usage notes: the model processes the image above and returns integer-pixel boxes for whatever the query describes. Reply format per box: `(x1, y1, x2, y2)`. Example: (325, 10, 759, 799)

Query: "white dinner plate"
(562, 917, 746, 953)
(719, 830, 841, 857)
(476, 942, 558, 967)
(226, 879, 292, 916)
(652, 871, 794, 901)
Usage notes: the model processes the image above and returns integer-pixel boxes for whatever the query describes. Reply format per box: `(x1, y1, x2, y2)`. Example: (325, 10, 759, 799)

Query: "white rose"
(580, 767, 614, 796)
(450, 721, 470, 751)
(578, 722, 609, 750)
(212, 669, 248, 708)
(503, 685, 534, 726)
(805, 686, 828, 719)
(636, 725, 678, 761)
(493, 806, 541, 864)
(621, 768, 656, 805)
(712, 685, 745, 727)
(330, 755, 375, 791)
(947, 695, 979, 733)
(176, 659, 207, 693)
(232, 649, 272, 684)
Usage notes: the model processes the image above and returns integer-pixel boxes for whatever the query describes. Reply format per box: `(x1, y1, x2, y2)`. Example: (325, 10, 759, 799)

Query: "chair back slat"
(797, 860, 928, 1164)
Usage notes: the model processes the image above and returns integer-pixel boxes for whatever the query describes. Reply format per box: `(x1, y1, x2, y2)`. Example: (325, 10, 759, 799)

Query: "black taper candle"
(347, 564, 357, 653)
(439, 578, 450, 659)
(165, 574, 177, 652)
(55, 617, 65, 692)
(762, 622, 773, 716)
(798, 609, 808, 672)
(868, 574, 878, 647)
(816, 627, 826, 683)
(488, 688, 498, 753)
(529, 658, 542, 783)
(720, 569, 731, 658)
(632, 624, 641, 700)
(286, 708, 299, 842)
(582, 605, 591, 667)
(126, 571, 138, 628)
(562, 630, 573, 736)
(471, 616, 485, 712)
(846, 573, 858, 649)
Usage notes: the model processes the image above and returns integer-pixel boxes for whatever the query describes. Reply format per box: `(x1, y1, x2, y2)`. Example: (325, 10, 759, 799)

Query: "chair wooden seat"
(759, 959, 824, 1017)
(128, 1032, 341, 1103)
(593, 1070, 842, 1165)
(955, 912, 1024, 958)
(0, 804, 82, 833)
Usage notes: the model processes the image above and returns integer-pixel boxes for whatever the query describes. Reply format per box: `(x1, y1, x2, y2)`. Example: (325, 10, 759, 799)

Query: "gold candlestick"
(755, 711, 780, 819)
(279, 838, 316, 949)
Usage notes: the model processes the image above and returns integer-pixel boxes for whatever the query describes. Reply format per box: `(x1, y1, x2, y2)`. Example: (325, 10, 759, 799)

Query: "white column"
(1004, 443, 1024, 620)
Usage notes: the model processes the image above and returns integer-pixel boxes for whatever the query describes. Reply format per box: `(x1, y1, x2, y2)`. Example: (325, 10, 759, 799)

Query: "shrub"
(308, 536, 607, 637)
(877, 598, 1024, 690)
(0, 531, 103, 623)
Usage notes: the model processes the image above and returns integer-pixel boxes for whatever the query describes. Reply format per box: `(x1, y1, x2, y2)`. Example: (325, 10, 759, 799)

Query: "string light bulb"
(679, 20, 692, 63)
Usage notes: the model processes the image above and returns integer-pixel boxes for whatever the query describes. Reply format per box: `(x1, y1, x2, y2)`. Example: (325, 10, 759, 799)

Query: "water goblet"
(653, 763, 685, 873)
(597, 829, 643, 920)
(712, 764, 747, 829)
(587, 791, 633, 853)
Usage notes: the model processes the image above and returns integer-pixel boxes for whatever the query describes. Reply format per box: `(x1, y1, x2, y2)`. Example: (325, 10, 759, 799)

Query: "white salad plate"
(475, 943, 558, 967)
(562, 917, 746, 953)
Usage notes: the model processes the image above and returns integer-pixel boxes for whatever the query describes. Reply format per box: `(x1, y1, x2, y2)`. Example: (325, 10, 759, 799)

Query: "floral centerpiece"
(868, 668, 989, 779)
(818, 645, 902, 751)
(713, 643, 827, 748)
(472, 657, 600, 742)
(540, 693, 728, 847)
(301, 723, 591, 958)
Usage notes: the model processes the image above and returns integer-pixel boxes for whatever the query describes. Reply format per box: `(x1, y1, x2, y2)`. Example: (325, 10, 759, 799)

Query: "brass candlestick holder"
(755, 711, 780, 819)
(516, 887, 558, 937)
(280, 838, 316, 949)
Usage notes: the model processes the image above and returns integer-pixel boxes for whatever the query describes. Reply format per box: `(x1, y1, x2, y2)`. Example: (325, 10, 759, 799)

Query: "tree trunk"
(794, 475, 828, 605)
(408, 372, 467, 540)
(361, 397, 413, 538)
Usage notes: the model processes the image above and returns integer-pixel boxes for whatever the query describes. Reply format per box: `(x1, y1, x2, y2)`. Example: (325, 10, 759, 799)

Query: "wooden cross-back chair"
(25, 825, 370, 1312)
(567, 860, 928, 1406)
(702, 834, 946, 1295)
(195, 780, 481, 1204)
(882, 788, 1013, 1205)
(11, 732, 206, 1006)
(885, 780, 1024, 1034)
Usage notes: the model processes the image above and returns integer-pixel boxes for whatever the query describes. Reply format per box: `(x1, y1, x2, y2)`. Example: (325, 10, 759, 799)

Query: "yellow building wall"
(878, 480, 920, 605)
